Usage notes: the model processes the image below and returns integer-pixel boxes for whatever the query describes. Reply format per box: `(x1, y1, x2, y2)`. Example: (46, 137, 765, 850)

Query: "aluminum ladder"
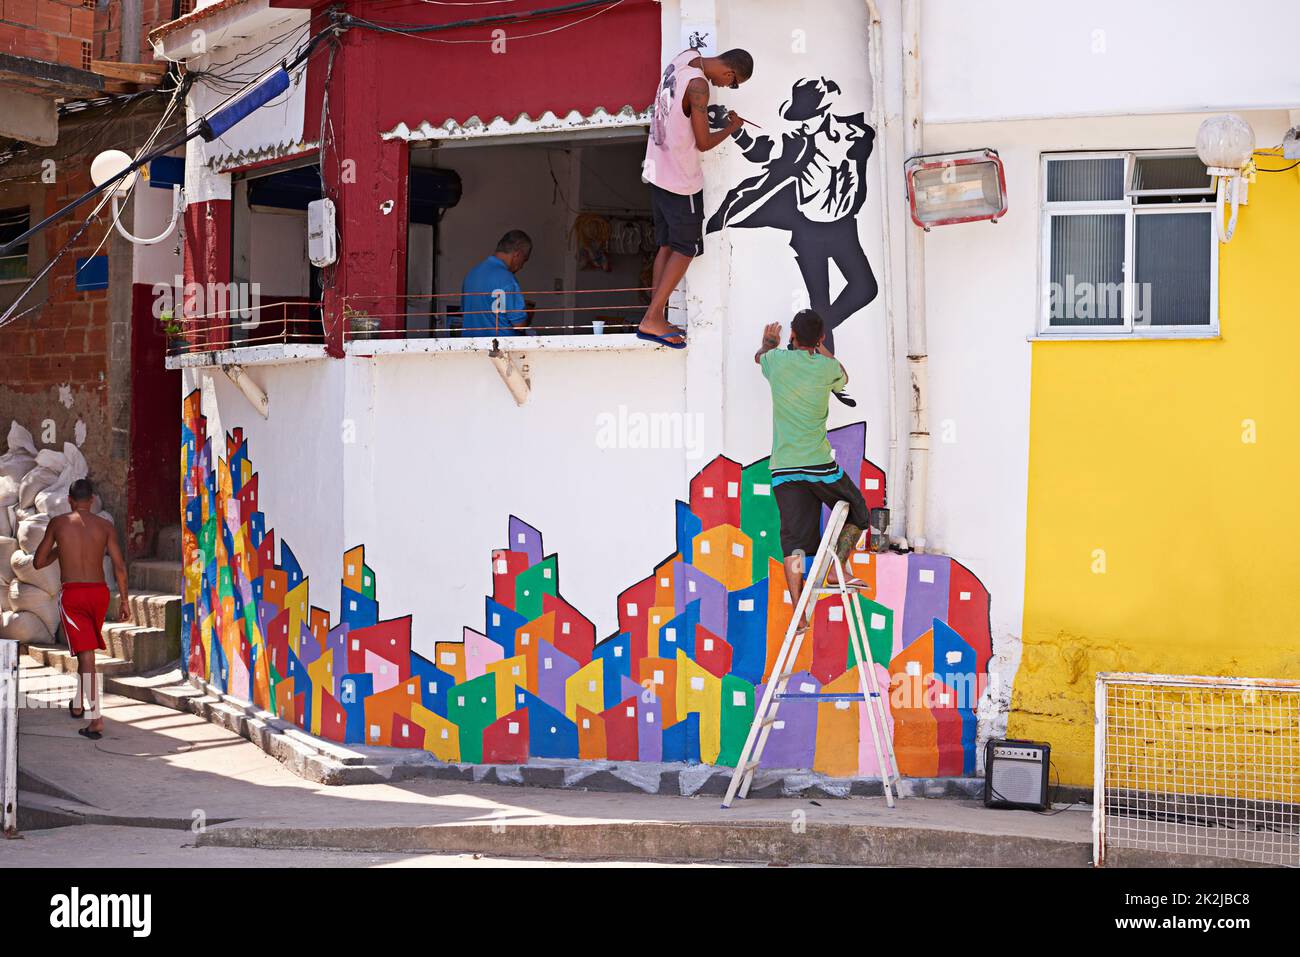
(721, 500, 899, 808)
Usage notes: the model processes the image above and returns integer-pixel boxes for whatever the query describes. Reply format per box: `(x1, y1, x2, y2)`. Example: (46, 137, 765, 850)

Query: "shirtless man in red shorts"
(33, 478, 129, 739)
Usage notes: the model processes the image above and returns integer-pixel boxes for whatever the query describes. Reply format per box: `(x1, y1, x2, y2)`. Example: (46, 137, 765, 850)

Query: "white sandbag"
(0, 507, 11, 539)
(36, 442, 87, 516)
(0, 474, 16, 507)
(17, 512, 50, 553)
(17, 465, 59, 510)
(0, 537, 16, 585)
(0, 609, 53, 643)
(34, 489, 71, 517)
(0, 422, 36, 483)
(9, 580, 59, 635)
(11, 550, 60, 596)
(34, 447, 67, 472)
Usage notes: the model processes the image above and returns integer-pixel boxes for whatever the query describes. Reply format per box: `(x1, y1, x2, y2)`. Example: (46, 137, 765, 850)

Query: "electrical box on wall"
(905, 149, 1008, 230)
(307, 197, 336, 267)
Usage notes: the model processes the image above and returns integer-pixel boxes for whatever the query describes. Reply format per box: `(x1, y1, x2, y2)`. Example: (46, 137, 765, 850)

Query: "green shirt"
(760, 348, 847, 470)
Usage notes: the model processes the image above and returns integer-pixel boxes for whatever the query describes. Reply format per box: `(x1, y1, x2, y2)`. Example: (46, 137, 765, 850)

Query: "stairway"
(21, 524, 183, 681)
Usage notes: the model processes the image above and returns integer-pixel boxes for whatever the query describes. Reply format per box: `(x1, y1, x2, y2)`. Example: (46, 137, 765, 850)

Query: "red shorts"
(59, 582, 110, 655)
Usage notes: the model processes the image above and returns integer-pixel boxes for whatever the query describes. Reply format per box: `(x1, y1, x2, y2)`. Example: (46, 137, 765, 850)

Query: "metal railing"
(163, 286, 656, 355)
(164, 299, 325, 357)
(343, 286, 652, 342)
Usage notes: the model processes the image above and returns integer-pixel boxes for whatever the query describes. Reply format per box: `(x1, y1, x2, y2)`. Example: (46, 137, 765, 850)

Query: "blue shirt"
(460, 256, 527, 337)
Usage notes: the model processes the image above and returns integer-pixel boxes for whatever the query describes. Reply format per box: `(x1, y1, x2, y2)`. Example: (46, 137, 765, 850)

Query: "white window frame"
(1038, 151, 1218, 338)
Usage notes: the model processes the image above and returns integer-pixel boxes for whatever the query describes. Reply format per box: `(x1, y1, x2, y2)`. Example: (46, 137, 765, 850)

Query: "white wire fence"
(1093, 672, 1300, 867)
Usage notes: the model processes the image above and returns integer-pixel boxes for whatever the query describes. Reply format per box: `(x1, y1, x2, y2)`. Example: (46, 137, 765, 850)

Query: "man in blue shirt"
(460, 230, 532, 337)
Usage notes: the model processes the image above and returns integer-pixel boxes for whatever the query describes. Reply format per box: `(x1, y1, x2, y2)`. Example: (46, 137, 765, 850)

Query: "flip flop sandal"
(635, 330, 687, 350)
(78, 727, 103, 741)
(69, 700, 84, 719)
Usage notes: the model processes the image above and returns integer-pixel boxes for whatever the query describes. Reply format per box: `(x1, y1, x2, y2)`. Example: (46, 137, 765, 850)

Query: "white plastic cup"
(592, 319, 606, 335)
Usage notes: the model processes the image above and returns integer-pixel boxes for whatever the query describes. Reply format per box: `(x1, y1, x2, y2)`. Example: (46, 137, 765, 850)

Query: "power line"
(345, 0, 631, 44)
(0, 25, 336, 329)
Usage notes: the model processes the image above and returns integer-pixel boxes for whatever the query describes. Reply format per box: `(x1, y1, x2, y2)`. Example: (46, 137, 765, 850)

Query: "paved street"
(3, 825, 730, 868)
(7, 689, 1094, 867)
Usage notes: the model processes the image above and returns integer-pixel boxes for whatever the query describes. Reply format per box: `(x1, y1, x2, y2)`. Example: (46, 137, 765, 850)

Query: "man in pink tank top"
(639, 46, 754, 348)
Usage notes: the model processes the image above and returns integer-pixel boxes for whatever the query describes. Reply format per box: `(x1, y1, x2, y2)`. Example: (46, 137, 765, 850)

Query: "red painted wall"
(129, 283, 181, 559)
(182, 198, 232, 348)
(300, 0, 660, 135)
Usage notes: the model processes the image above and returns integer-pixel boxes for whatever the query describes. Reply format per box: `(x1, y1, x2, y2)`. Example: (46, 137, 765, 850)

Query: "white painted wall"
(130, 176, 185, 287)
(922, 0, 1300, 123)
(247, 208, 309, 297)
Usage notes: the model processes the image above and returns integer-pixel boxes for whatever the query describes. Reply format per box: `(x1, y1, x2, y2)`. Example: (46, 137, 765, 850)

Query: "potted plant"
(159, 309, 188, 352)
(343, 305, 380, 336)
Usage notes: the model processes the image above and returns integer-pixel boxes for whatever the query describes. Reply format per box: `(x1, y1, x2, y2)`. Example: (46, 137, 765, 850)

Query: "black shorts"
(773, 468, 871, 558)
(651, 184, 704, 257)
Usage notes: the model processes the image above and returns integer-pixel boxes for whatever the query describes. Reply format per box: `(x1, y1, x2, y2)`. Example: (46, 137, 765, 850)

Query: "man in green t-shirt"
(756, 309, 870, 607)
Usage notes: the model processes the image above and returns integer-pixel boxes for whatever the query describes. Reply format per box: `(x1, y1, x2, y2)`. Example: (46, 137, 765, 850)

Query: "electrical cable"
(345, 0, 629, 44)
(0, 23, 333, 260)
(0, 24, 337, 328)
(0, 82, 188, 331)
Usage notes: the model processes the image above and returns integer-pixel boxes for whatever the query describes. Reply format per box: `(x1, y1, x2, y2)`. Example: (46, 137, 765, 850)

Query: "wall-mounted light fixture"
(91, 149, 184, 246)
(1195, 114, 1255, 243)
(904, 149, 1008, 230)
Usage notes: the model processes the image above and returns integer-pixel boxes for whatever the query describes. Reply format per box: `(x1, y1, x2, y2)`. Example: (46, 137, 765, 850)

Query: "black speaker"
(983, 738, 1050, 811)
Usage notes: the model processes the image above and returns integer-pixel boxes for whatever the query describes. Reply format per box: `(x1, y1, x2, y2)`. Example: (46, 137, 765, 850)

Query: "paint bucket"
(591, 319, 605, 335)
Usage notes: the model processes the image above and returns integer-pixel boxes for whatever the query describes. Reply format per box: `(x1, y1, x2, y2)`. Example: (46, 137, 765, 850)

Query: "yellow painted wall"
(1013, 159, 1300, 784)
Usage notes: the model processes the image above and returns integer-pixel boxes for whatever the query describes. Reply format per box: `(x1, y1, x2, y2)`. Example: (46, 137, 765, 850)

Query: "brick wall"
(0, 102, 184, 554)
(0, 0, 95, 69)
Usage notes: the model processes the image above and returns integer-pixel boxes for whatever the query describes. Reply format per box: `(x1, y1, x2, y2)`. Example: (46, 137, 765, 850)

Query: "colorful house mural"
(182, 390, 991, 777)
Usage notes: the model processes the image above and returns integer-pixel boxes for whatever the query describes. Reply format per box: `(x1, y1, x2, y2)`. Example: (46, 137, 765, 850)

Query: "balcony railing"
(341, 287, 651, 343)
(164, 287, 657, 357)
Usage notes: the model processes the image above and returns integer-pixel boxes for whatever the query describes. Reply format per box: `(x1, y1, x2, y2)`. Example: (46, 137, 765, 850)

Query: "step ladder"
(721, 500, 899, 808)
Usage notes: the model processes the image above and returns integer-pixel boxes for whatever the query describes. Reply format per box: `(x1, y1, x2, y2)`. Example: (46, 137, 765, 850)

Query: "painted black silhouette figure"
(707, 78, 878, 352)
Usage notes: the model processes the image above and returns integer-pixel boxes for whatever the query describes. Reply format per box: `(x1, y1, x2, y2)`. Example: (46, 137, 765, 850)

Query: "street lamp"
(1195, 114, 1255, 243)
(90, 149, 184, 246)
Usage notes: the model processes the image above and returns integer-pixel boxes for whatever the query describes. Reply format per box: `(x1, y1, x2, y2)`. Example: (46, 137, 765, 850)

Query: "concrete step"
(155, 524, 183, 562)
(23, 642, 133, 677)
(101, 622, 180, 672)
(17, 655, 79, 709)
(128, 558, 182, 594)
(123, 589, 182, 637)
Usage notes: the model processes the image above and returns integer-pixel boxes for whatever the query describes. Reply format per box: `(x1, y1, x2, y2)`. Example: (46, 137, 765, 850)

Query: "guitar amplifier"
(984, 738, 1051, 811)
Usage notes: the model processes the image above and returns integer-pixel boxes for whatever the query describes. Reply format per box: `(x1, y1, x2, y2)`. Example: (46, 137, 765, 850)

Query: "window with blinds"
(1040, 153, 1217, 336)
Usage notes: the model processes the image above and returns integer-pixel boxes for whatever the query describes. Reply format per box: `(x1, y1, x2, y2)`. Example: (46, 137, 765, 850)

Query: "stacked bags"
(0, 421, 113, 643)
